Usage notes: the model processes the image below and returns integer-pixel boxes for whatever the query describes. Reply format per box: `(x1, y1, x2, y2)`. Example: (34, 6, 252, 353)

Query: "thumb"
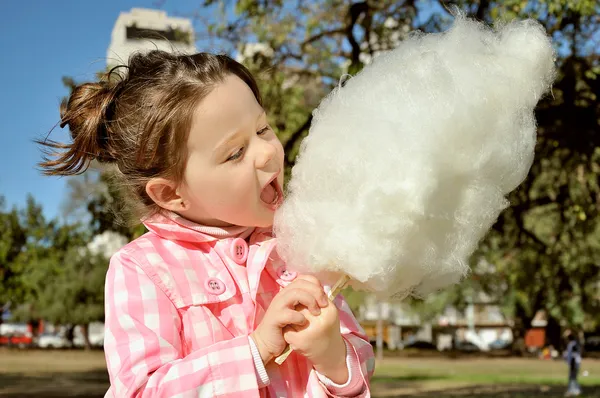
(283, 325, 299, 347)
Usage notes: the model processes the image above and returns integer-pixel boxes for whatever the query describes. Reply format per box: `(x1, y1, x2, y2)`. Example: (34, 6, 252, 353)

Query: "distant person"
(563, 333, 582, 396)
(38, 50, 373, 397)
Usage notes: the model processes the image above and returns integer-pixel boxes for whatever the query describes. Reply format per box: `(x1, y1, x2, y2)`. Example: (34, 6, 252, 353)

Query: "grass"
(372, 356, 600, 397)
(0, 348, 108, 398)
(1, 349, 599, 397)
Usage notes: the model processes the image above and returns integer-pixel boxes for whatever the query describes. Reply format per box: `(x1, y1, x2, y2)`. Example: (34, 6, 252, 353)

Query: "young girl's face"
(178, 74, 285, 228)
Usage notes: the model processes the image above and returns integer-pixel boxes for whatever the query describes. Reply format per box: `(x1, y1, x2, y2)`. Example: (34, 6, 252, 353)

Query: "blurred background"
(0, 0, 599, 397)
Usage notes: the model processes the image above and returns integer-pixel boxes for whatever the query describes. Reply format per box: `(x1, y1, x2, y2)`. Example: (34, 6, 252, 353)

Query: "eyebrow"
(213, 110, 266, 154)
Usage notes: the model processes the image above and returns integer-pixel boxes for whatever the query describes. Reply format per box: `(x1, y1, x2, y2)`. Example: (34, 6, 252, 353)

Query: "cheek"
(274, 138, 285, 159)
(209, 167, 257, 203)
(182, 161, 208, 196)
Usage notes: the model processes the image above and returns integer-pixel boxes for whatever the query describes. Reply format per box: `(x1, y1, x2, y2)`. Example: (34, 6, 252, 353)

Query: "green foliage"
(20, 247, 107, 325)
(0, 195, 106, 339)
(62, 165, 144, 240)
(6, 1, 595, 345)
(0, 196, 27, 305)
(193, 0, 600, 338)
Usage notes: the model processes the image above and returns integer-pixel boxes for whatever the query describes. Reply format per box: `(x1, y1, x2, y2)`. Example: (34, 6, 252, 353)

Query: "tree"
(0, 195, 27, 322)
(62, 165, 146, 240)
(0, 195, 108, 349)
(460, 0, 600, 346)
(54, 0, 599, 347)
(182, 0, 600, 344)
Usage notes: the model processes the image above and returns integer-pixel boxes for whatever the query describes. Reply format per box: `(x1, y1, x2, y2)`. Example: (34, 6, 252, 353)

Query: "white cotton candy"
(273, 15, 556, 299)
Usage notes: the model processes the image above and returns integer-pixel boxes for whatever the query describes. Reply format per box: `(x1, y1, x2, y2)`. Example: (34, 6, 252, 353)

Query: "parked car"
(403, 340, 438, 350)
(0, 334, 33, 348)
(0, 323, 33, 348)
(455, 341, 481, 352)
(36, 333, 71, 349)
(73, 332, 104, 348)
(71, 323, 105, 348)
(584, 336, 600, 352)
(488, 339, 511, 350)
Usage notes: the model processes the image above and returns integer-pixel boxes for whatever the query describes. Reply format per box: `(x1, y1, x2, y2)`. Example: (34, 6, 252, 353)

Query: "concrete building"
(107, 8, 196, 69)
(359, 293, 514, 351)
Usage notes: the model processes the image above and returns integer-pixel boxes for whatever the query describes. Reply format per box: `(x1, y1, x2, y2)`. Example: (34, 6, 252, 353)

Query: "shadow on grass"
(3, 369, 599, 398)
(375, 384, 600, 398)
(373, 374, 448, 383)
(0, 369, 109, 397)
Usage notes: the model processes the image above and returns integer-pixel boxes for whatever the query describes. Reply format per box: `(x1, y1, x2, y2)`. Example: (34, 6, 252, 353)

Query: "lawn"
(372, 356, 600, 397)
(1, 349, 599, 397)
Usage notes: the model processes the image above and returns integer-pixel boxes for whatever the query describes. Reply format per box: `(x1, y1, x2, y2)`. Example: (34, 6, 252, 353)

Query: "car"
(36, 333, 71, 349)
(403, 340, 438, 350)
(73, 333, 104, 348)
(455, 341, 481, 352)
(584, 336, 600, 352)
(0, 334, 33, 348)
(489, 339, 511, 350)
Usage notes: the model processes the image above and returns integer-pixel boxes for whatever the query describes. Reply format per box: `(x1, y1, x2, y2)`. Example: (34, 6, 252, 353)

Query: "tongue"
(261, 183, 276, 203)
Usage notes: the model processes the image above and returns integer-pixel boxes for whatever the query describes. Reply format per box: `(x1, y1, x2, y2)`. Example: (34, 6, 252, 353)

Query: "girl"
(40, 50, 374, 397)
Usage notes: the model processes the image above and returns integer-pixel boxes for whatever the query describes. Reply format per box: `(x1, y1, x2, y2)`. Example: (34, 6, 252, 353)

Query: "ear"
(145, 178, 187, 212)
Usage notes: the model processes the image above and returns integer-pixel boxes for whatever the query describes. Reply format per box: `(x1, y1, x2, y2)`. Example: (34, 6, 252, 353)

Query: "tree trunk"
(376, 302, 384, 361)
(545, 316, 562, 351)
(511, 307, 533, 356)
(81, 323, 92, 350)
(66, 324, 76, 346)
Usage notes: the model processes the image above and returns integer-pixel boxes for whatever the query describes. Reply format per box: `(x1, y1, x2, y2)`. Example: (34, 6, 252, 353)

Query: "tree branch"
(346, 2, 369, 68)
(475, 0, 490, 21)
(301, 27, 347, 51)
(284, 114, 313, 165)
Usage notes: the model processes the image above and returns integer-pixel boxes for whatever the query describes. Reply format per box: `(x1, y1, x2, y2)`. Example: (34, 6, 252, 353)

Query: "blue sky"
(0, 0, 202, 221)
(0, 0, 459, 222)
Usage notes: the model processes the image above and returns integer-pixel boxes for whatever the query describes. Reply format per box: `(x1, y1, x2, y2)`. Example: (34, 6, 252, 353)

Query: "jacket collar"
(143, 212, 255, 243)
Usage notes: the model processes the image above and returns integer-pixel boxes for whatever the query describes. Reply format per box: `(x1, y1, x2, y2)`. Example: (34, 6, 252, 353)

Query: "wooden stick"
(274, 274, 351, 365)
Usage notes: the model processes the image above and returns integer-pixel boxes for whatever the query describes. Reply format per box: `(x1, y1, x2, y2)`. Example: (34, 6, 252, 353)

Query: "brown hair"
(39, 50, 262, 220)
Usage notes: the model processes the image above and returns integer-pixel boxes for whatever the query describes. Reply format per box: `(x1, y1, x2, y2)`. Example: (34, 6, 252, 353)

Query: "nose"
(254, 139, 277, 169)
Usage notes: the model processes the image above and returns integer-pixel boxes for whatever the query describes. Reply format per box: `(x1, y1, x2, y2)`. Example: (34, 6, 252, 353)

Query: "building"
(359, 292, 515, 351)
(107, 8, 197, 69)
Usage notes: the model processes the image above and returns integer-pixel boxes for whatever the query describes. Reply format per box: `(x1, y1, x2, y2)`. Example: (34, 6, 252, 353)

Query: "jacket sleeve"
(315, 293, 375, 397)
(104, 251, 263, 398)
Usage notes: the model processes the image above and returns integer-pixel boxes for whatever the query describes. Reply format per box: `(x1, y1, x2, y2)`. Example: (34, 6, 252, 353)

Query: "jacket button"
(276, 266, 297, 282)
(229, 238, 248, 265)
(205, 278, 226, 295)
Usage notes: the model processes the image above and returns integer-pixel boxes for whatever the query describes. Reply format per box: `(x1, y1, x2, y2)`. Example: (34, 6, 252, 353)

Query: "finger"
(278, 309, 307, 328)
(286, 279, 329, 308)
(294, 274, 322, 287)
(283, 325, 299, 347)
(282, 288, 322, 316)
(282, 325, 296, 335)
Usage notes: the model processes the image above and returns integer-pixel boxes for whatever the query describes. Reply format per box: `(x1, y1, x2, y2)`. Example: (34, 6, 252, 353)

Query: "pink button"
(276, 267, 297, 282)
(229, 238, 248, 265)
(205, 278, 226, 295)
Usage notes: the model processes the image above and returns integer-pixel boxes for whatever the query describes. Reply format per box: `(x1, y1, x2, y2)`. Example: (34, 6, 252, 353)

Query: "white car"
(72, 323, 105, 348)
(73, 333, 104, 348)
(37, 333, 71, 349)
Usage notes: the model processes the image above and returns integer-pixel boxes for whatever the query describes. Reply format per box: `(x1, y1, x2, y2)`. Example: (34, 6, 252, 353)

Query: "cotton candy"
(273, 14, 556, 299)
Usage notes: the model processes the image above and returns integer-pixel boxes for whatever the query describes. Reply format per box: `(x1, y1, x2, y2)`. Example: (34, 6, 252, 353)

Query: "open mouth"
(260, 173, 284, 210)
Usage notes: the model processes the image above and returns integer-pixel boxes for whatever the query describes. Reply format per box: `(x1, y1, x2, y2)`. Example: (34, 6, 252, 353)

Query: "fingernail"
(314, 308, 321, 315)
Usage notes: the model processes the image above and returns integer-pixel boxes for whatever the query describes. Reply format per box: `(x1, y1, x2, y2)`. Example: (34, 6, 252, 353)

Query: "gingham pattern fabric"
(103, 213, 375, 397)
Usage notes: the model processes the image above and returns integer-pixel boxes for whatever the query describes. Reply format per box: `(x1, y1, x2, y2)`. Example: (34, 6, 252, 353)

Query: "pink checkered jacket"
(103, 213, 375, 397)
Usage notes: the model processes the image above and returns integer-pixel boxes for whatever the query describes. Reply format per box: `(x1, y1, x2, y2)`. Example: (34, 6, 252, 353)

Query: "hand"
(251, 275, 329, 365)
(283, 299, 348, 383)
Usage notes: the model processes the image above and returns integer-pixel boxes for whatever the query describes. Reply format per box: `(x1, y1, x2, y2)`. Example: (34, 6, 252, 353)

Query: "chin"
(254, 218, 274, 229)
(253, 213, 276, 228)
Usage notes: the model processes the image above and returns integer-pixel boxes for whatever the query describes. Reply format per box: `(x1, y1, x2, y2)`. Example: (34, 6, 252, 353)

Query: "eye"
(257, 126, 270, 135)
(227, 147, 244, 162)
